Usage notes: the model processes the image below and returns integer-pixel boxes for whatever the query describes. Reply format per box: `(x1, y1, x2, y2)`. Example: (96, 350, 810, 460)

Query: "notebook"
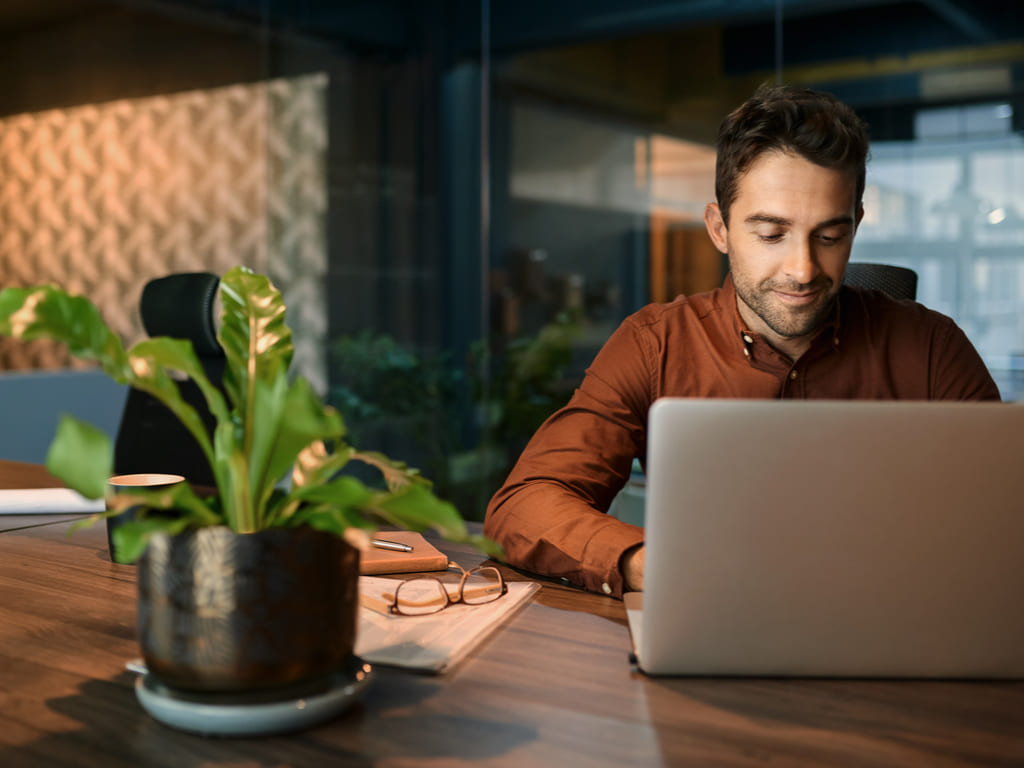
(360, 531, 448, 575)
(625, 398, 1024, 678)
(0, 488, 105, 514)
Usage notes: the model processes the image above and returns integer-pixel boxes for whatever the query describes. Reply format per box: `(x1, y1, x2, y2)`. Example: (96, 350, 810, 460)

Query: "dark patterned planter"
(137, 525, 359, 694)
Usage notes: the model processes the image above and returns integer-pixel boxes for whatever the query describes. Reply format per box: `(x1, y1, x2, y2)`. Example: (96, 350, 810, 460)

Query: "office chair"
(114, 272, 224, 487)
(842, 262, 918, 301)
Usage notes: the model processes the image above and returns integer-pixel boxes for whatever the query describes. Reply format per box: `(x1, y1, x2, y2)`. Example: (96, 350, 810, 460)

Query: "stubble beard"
(733, 274, 839, 340)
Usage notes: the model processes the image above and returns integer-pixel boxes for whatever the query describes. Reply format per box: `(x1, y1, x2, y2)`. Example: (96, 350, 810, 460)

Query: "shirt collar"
(724, 273, 844, 361)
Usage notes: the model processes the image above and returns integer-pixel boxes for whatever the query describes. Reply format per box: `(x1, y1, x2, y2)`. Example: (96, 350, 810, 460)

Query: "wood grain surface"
(1, 460, 1023, 767)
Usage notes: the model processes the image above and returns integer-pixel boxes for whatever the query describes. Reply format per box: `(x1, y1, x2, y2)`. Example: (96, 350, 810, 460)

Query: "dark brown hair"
(715, 84, 870, 224)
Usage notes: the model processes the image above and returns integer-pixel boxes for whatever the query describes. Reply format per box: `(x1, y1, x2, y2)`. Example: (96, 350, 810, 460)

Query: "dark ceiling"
(2, 0, 1019, 54)
(1, 0, 1021, 115)
(489, 0, 1021, 53)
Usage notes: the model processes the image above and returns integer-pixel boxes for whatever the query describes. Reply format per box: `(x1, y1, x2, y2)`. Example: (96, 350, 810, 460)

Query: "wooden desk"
(1, 461, 1023, 766)
(0, 459, 83, 534)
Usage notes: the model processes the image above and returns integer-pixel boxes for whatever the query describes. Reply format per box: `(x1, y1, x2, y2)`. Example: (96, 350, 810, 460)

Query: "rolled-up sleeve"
(484, 320, 653, 597)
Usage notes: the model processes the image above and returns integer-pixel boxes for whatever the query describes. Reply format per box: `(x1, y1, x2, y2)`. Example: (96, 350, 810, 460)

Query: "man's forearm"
(485, 481, 644, 597)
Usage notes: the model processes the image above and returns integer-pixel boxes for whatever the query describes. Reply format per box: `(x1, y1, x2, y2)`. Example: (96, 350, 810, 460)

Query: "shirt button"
(743, 334, 754, 344)
(601, 582, 612, 594)
(790, 370, 799, 380)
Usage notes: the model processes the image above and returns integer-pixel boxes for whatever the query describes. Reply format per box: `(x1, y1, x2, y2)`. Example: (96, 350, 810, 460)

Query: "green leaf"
(0, 286, 131, 380)
(351, 450, 430, 492)
(107, 481, 221, 525)
(44, 416, 113, 499)
(373, 484, 468, 540)
(289, 474, 377, 510)
(121, 347, 216, 471)
(258, 378, 346, 520)
(112, 515, 193, 563)
(290, 506, 376, 537)
(68, 477, 221, 541)
(242, 368, 290, 526)
(216, 266, 295, 529)
(131, 337, 231, 426)
(217, 266, 293, 431)
(292, 441, 354, 489)
(215, 442, 253, 532)
(467, 533, 506, 561)
(106, 482, 221, 561)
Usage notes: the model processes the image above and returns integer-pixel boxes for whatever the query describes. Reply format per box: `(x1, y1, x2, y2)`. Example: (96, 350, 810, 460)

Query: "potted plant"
(0, 266, 498, 697)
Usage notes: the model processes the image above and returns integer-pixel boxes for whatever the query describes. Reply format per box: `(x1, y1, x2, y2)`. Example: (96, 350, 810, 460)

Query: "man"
(484, 84, 1001, 598)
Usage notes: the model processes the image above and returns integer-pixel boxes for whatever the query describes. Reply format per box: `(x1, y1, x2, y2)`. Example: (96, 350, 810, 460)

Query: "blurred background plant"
(471, 308, 582, 454)
(329, 309, 582, 520)
(330, 331, 464, 493)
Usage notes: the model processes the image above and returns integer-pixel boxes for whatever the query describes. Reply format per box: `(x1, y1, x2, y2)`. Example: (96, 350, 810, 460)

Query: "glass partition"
(1, 1, 1021, 517)
(489, 0, 1024, 417)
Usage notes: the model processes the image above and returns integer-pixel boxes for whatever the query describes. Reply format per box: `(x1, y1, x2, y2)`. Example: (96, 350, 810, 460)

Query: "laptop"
(624, 398, 1024, 677)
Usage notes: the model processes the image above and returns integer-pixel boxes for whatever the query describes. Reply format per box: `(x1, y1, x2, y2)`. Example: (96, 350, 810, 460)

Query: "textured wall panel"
(0, 73, 327, 392)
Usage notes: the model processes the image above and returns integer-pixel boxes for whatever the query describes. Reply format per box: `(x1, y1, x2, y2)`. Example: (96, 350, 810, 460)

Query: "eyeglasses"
(388, 562, 508, 616)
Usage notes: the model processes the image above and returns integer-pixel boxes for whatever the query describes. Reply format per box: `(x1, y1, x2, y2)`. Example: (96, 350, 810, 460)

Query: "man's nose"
(782, 238, 819, 286)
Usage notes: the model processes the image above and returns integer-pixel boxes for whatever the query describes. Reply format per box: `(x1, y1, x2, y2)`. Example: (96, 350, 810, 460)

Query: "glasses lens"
(395, 578, 449, 615)
(462, 567, 504, 605)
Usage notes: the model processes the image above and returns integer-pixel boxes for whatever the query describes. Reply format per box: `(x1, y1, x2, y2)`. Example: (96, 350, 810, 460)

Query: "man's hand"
(622, 544, 645, 592)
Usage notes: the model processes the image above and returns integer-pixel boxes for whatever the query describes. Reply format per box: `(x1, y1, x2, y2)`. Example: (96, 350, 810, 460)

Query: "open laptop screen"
(628, 398, 1024, 678)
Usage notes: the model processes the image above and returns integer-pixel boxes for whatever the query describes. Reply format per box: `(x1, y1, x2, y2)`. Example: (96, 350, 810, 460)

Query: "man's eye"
(757, 233, 784, 243)
(818, 233, 847, 245)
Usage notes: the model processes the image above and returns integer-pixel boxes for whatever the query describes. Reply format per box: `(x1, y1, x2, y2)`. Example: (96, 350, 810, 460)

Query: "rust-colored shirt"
(484, 276, 1001, 598)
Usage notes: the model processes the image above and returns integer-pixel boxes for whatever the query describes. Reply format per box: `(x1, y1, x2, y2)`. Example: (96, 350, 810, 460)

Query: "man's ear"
(704, 203, 729, 253)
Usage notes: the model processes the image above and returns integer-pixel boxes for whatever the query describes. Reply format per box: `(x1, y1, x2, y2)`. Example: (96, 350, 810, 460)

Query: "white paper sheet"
(0, 488, 105, 514)
(356, 576, 540, 673)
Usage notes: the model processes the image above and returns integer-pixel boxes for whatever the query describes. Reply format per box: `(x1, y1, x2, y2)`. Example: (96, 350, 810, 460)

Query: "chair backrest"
(114, 273, 224, 487)
(140, 272, 222, 357)
(842, 262, 918, 301)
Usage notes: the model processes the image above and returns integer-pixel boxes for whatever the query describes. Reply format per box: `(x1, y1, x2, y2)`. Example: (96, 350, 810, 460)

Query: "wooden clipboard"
(359, 530, 449, 575)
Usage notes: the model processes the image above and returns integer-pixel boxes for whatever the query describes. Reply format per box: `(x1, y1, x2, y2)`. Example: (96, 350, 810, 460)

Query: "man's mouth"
(773, 287, 822, 305)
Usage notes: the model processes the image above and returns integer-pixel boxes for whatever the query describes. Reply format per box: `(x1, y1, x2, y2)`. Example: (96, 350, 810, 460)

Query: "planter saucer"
(135, 657, 373, 737)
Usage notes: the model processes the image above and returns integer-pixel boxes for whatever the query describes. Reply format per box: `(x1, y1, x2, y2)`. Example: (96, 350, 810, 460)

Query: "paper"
(0, 488, 105, 514)
(355, 575, 540, 673)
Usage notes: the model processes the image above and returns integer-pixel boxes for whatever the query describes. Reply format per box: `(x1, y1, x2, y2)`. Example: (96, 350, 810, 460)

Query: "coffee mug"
(106, 473, 185, 564)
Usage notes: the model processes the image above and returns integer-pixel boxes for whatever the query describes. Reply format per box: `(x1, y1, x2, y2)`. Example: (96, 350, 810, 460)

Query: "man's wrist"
(621, 543, 646, 591)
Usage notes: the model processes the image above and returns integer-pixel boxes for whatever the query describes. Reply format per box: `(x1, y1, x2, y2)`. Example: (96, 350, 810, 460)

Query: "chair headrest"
(842, 263, 918, 301)
(140, 272, 222, 357)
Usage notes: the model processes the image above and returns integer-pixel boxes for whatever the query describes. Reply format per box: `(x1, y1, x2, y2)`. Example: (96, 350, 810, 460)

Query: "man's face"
(704, 150, 863, 359)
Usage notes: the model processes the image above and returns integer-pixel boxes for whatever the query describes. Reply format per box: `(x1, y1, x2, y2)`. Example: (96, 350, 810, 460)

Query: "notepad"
(355, 576, 540, 673)
(0, 488, 105, 514)
(359, 531, 449, 575)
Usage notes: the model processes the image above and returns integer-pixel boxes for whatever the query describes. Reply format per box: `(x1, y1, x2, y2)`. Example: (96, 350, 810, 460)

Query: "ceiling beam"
(919, 0, 995, 43)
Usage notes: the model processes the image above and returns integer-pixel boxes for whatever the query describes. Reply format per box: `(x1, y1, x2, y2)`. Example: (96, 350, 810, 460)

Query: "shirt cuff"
(581, 522, 644, 598)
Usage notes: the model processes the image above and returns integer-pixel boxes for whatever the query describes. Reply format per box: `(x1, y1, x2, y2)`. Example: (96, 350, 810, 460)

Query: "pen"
(371, 538, 413, 553)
